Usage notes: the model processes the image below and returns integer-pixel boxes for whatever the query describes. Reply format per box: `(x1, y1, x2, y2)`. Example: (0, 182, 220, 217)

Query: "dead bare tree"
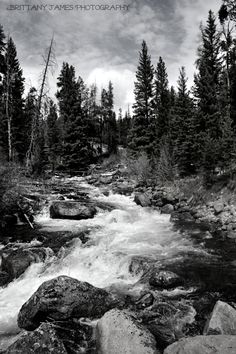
(5, 36, 12, 162)
(26, 35, 56, 172)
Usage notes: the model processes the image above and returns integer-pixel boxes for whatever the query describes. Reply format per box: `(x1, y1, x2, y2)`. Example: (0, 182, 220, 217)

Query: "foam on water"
(0, 181, 210, 334)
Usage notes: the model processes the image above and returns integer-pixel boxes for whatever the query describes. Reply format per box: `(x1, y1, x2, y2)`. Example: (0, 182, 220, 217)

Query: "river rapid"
(0, 176, 235, 337)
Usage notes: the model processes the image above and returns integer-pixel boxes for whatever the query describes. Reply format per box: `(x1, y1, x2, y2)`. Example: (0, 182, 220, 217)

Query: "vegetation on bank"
(0, 1, 236, 219)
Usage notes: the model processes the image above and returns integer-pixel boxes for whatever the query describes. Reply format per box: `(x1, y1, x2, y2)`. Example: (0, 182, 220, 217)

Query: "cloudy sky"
(0, 0, 222, 112)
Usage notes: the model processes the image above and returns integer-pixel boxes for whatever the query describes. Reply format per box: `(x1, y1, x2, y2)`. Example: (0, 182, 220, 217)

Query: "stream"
(0, 176, 236, 338)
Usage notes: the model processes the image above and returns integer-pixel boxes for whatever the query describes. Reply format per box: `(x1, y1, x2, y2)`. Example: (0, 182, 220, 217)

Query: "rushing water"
(0, 178, 228, 335)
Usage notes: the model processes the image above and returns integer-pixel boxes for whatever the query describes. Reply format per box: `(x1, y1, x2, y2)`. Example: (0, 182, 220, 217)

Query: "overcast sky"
(0, 0, 222, 113)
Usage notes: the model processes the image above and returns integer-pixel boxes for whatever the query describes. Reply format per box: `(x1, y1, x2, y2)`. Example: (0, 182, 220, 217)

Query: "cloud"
(0, 0, 222, 112)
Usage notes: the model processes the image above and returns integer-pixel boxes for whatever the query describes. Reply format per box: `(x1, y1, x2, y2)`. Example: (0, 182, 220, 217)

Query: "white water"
(0, 180, 209, 334)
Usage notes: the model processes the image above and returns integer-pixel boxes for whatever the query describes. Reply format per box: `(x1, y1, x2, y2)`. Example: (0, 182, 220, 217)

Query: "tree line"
(128, 8, 236, 181)
(0, 1, 236, 180)
(0, 30, 129, 173)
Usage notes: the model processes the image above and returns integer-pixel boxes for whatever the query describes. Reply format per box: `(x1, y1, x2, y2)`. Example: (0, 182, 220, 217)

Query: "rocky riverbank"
(1, 165, 236, 353)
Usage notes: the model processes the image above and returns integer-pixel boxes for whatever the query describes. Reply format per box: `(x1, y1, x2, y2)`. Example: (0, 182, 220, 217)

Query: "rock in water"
(5, 323, 67, 353)
(163, 335, 236, 354)
(96, 309, 160, 354)
(18, 275, 119, 331)
(50, 201, 96, 220)
(134, 193, 151, 207)
(161, 204, 174, 214)
(149, 270, 183, 289)
(203, 300, 236, 335)
(1, 247, 52, 281)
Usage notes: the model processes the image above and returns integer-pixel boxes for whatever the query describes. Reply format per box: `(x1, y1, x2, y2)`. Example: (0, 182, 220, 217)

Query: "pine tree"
(219, 1, 236, 22)
(2, 37, 25, 162)
(56, 63, 93, 171)
(172, 67, 196, 176)
(154, 57, 170, 145)
(194, 10, 222, 173)
(128, 41, 154, 155)
(46, 99, 60, 170)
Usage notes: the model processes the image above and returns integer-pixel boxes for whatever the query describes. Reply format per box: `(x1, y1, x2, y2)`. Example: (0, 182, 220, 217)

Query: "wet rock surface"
(50, 201, 96, 220)
(163, 335, 236, 354)
(96, 309, 160, 354)
(149, 270, 183, 289)
(0, 247, 53, 283)
(5, 323, 67, 354)
(203, 300, 236, 335)
(18, 275, 120, 330)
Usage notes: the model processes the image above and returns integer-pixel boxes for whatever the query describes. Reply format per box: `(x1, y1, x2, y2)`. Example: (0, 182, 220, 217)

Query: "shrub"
(0, 163, 24, 215)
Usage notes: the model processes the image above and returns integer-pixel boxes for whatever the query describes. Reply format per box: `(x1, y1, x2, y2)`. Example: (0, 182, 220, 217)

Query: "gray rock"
(18, 275, 119, 330)
(113, 183, 134, 195)
(99, 175, 113, 184)
(5, 323, 66, 354)
(227, 231, 236, 239)
(149, 270, 183, 289)
(134, 193, 151, 207)
(164, 335, 236, 354)
(50, 201, 96, 220)
(161, 204, 174, 214)
(213, 201, 224, 215)
(1, 247, 52, 280)
(203, 300, 236, 335)
(96, 309, 160, 354)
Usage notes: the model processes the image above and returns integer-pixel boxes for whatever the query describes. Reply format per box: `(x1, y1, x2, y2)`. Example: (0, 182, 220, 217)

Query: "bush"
(125, 151, 152, 185)
(0, 163, 24, 215)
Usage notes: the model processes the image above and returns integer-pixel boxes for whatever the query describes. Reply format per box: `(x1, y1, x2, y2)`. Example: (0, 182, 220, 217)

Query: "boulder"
(18, 275, 119, 330)
(96, 309, 160, 354)
(50, 201, 96, 220)
(113, 183, 134, 196)
(161, 204, 174, 214)
(213, 201, 224, 215)
(143, 301, 196, 349)
(134, 193, 151, 207)
(203, 300, 236, 335)
(1, 247, 52, 280)
(5, 323, 67, 354)
(164, 335, 236, 354)
(99, 175, 113, 185)
(227, 231, 236, 239)
(170, 211, 194, 222)
(149, 270, 183, 289)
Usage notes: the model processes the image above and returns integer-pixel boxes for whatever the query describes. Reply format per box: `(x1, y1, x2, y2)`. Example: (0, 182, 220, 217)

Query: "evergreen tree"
(172, 67, 196, 176)
(128, 41, 154, 155)
(154, 56, 170, 145)
(46, 99, 60, 170)
(219, 1, 236, 23)
(194, 10, 222, 172)
(56, 63, 93, 171)
(1, 37, 25, 162)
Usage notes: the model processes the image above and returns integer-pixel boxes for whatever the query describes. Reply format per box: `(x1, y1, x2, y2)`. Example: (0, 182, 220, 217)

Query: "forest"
(0, 2, 236, 184)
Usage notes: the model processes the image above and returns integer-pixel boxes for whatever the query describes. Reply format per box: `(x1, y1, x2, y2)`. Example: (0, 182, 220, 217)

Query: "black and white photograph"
(0, 0, 236, 353)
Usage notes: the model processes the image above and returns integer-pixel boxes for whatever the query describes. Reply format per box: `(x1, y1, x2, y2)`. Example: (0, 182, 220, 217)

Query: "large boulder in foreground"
(18, 275, 119, 331)
(164, 335, 236, 354)
(149, 270, 183, 289)
(203, 300, 236, 335)
(6, 323, 66, 354)
(50, 201, 96, 220)
(96, 309, 160, 354)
